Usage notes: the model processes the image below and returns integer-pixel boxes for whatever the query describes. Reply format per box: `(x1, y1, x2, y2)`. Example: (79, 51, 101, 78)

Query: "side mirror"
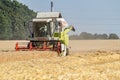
(28, 21, 34, 37)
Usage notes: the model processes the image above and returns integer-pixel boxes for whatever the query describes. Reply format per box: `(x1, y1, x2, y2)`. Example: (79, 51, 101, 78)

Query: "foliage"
(108, 33, 119, 39)
(0, 0, 36, 40)
(70, 32, 119, 40)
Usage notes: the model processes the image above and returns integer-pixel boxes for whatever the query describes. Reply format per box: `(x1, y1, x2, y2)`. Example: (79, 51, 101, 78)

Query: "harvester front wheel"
(66, 48, 69, 56)
(27, 42, 30, 48)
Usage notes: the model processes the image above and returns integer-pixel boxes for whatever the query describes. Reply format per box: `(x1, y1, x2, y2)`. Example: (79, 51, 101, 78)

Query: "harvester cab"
(29, 12, 63, 40)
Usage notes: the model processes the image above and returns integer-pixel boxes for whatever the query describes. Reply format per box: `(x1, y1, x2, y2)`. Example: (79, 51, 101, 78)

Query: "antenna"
(51, 1, 53, 12)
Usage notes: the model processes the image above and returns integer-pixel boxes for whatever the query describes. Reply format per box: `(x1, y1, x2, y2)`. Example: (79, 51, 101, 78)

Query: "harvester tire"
(27, 42, 30, 48)
(66, 48, 69, 56)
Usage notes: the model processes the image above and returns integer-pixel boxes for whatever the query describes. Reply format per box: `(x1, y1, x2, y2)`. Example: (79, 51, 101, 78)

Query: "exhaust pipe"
(51, 1, 53, 12)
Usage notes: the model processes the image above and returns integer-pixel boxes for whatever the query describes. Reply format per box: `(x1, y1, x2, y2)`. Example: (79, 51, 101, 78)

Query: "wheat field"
(0, 40, 120, 80)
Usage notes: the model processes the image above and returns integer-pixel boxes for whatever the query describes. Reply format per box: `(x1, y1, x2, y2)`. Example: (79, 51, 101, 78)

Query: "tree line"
(0, 0, 36, 40)
(70, 32, 119, 40)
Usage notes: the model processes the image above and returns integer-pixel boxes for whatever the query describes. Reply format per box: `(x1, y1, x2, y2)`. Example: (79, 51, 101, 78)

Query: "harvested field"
(0, 40, 120, 80)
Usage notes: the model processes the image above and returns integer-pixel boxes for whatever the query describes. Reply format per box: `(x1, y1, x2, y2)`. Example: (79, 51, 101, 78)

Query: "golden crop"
(0, 40, 120, 80)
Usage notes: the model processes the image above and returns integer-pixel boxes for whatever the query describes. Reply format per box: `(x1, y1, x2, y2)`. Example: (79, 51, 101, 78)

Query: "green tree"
(0, 0, 36, 40)
(79, 32, 94, 39)
(108, 33, 119, 39)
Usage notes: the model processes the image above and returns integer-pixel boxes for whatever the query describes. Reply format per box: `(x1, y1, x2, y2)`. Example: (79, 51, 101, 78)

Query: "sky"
(17, 0, 120, 36)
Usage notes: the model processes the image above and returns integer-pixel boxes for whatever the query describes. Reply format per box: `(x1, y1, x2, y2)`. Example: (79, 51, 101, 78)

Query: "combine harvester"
(15, 1, 75, 56)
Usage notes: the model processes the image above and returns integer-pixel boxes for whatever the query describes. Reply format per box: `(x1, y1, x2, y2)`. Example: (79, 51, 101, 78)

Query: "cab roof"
(36, 12, 62, 18)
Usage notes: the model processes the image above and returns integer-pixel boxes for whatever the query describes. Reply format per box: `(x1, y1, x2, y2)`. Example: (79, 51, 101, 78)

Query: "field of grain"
(0, 40, 120, 80)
